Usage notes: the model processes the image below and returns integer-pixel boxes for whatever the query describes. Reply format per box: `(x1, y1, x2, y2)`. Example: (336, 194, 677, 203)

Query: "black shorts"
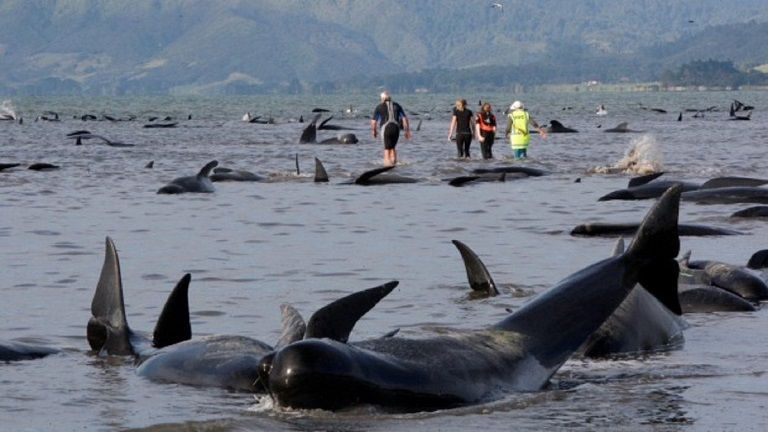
(382, 123, 400, 150)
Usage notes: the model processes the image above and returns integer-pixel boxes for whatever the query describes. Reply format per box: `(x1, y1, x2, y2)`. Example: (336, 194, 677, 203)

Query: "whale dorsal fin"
(304, 281, 399, 342)
(197, 160, 218, 178)
(314, 157, 329, 182)
(678, 250, 692, 267)
(626, 185, 682, 315)
(355, 165, 396, 185)
(627, 172, 664, 188)
(152, 274, 192, 349)
(615, 122, 629, 131)
(275, 304, 306, 349)
(611, 237, 625, 257)
(451, 240, 499, 296)
(88, 237, 134, 355)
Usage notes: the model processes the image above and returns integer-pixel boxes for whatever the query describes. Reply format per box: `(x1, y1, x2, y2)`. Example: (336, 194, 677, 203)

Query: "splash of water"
(1, 99, 17, 119)
(590, 135, 664, 175)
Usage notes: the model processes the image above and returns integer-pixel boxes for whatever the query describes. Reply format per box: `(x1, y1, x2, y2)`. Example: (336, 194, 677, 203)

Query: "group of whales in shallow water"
(3, 186, 768, 412)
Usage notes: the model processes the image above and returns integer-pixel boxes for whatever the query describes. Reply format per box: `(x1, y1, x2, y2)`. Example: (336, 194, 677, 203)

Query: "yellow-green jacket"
(507, 109, 531, 149)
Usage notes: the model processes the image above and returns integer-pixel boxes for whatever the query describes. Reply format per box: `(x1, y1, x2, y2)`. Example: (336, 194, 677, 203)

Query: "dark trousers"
(480, 132, 495, 159)
(456, 133, 472, 158)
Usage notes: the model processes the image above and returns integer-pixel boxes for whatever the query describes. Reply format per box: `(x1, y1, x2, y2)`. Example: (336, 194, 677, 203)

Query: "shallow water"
(1, 91, 767, 431)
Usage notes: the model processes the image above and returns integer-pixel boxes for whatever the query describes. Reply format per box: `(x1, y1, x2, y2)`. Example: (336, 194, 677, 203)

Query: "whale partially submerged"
(0, 340, 59, 361)
(352, 166, 419, 185)
(599, 173, 768, 201)
(571, 222, 741, 237)
(88, 237, 305, 391)
(157, 160, 217, 194)
(259, 186, 683, 411)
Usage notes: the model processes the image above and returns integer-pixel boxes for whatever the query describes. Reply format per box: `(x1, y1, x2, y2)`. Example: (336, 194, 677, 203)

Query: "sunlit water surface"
(1, 91, 767, 431)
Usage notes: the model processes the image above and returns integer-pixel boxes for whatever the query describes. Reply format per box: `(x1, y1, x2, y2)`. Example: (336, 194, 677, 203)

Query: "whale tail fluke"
(152, 274, 192, 349)
(625, 185, 682, 314)
(304, 281, 399, 342)
(451, 240, 499, 296)
(88, 237, 134, 356)
(197, 160, 218, 178)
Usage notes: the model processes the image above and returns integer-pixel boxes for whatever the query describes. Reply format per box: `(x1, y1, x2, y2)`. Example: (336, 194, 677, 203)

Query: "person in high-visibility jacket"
(504, 100, 547, 159)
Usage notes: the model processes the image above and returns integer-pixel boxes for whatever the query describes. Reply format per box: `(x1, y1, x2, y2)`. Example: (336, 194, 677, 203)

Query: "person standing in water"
(447, 99, 475, 159)
(475, 102, 497, 159)
(371, 91, 411, 166)
(505, 100, 547, 159)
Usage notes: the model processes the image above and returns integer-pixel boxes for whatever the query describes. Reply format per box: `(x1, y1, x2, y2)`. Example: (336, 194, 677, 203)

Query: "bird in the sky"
(491, 2, 503, 12)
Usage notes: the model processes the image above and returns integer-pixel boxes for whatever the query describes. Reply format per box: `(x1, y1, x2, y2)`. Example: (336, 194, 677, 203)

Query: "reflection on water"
(1, 91, 768, 430)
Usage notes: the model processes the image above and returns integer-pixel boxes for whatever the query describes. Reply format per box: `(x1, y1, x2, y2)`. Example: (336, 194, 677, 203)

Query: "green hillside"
(0, 0, 766, 95)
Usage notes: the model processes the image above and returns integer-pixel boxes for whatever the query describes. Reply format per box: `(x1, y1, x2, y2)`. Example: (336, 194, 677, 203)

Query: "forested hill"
(0, 0, 766, 95)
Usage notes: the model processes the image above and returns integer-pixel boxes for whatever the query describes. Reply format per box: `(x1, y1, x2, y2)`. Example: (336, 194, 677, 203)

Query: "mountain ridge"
(0, 0, 766, 95)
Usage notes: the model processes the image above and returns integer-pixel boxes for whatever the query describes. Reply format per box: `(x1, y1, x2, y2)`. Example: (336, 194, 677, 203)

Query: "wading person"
(475, 102, 497, 159)
(505, 100, 547, 159)
(447, 99, 474, 159)
(371, 91, 411, 166)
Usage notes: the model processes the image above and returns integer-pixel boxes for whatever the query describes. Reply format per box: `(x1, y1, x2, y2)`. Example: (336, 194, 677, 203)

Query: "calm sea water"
(1, 91, 767, 431)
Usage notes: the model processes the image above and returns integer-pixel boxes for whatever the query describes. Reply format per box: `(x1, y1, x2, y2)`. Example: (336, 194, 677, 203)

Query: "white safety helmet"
(510, 101, 523, 110)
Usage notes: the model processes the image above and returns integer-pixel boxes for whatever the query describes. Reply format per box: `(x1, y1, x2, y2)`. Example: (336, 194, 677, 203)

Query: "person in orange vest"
(475, 102, 497, 159)
(505, 100, 547, 159)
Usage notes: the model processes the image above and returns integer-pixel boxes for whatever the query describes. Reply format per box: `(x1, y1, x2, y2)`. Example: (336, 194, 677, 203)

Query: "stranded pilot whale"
(157, 160, 217, 194)
(89, 236, 392, 391)
(0, 340, 59, 361)
(452, 238, 685, 358)
(88, 237, 298, 391)
(259, 186, 683, 411)
(599, 173, 768, 201)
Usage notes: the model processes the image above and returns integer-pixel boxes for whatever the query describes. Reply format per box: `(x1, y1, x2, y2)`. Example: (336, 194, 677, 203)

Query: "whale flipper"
(451, 240, 499, 296)
(276, 304, 306, 349)
(304, 281, 399, 342)
(314, 157, 329, 182)
(152, 274, 192, 349)
(354, 165, 396, 185)
(628, 172, 665, 188)
(88, 237, 134, 356)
